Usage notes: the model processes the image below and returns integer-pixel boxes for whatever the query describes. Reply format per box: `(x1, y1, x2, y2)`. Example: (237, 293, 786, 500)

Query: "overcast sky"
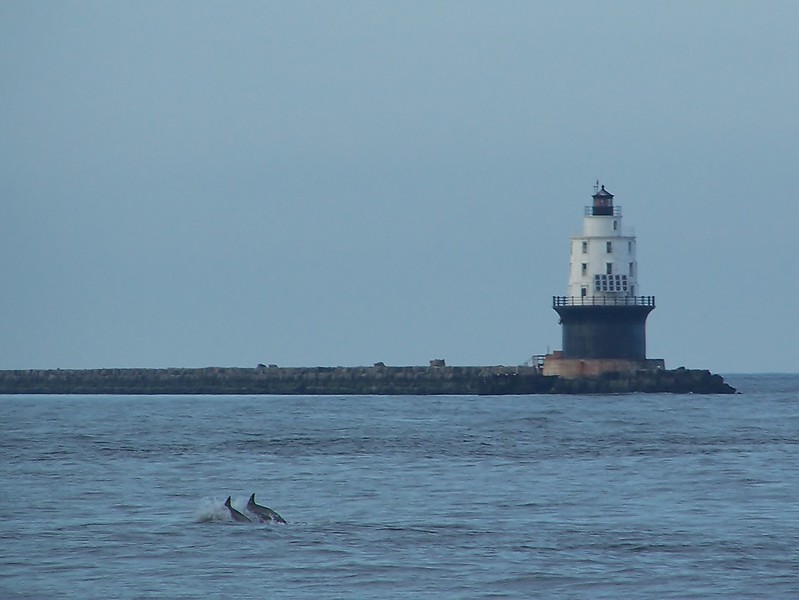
(2, 1, 797, 374)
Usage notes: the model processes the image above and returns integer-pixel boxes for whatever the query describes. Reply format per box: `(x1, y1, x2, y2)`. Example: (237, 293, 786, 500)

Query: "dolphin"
(224, 496, 251, 523)
(246, 493, 287, 524)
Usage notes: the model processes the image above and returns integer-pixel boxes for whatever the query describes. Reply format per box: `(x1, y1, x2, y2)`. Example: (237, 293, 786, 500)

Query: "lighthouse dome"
(592, 184, 614, 200)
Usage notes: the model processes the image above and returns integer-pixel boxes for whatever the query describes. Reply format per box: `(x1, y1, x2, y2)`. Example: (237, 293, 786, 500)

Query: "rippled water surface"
(2, 374, 798, 598)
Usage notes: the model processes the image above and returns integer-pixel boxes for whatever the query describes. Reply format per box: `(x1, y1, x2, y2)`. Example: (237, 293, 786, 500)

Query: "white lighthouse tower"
(544, 183, 664, 377)
(567, 183, 639, 300)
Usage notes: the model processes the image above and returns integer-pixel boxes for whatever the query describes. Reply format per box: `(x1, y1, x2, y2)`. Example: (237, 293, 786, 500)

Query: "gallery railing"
(552, 296, 656, 308)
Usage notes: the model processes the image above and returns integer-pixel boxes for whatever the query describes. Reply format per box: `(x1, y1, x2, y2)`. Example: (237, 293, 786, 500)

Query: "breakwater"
(0, 365, 735, 394)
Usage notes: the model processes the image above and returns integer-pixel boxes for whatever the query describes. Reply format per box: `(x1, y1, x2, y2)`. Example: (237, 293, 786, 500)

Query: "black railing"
(553, 295, 655, 308)
(584, 205, 622, 216)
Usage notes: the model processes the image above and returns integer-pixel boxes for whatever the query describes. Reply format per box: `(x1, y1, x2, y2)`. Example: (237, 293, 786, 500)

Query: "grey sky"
(2, 1, 797, 373)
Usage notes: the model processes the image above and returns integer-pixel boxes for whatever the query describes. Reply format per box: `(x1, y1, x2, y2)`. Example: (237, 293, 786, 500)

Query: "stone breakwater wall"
(0, 365, 735, 394)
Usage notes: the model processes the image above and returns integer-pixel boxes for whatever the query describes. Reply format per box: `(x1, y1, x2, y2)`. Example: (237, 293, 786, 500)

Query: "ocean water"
(1, 374, 798, 599)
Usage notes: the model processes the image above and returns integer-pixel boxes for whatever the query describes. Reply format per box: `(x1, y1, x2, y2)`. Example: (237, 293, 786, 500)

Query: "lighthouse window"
(606, 241, 612, 253)
(628, 241, 633, 253)
(581, 263, 587, 276)
(613, 220, 618, 231)
(582, 241, 588, 254)
(629, 262, 635, 276)
(606, 263, 613, 275)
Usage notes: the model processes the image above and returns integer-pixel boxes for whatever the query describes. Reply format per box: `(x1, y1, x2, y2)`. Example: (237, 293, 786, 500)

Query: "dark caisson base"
(0, 365, 736, 395)
(554, 304, 655, 359)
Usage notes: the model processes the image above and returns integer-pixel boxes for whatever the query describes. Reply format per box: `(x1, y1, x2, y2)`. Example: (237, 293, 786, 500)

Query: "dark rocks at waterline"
(549, 367, 736, 394)
(0, 365, 736, 395)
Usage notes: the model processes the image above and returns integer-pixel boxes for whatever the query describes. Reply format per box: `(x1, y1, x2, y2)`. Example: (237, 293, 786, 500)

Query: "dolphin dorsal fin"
(249, 493, 256, 503)
(225, 496, 232, 507)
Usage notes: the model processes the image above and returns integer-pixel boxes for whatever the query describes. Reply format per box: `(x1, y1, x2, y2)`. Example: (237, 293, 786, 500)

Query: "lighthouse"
(543, 183, 664, 377)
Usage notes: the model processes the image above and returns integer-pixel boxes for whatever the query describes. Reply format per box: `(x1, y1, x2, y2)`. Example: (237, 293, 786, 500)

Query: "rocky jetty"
(0, 365, 736, 395)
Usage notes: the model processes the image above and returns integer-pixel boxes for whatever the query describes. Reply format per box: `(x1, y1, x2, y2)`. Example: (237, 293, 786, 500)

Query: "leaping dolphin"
(246, 493, 287, 524)
(224, 496, 251, 523)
